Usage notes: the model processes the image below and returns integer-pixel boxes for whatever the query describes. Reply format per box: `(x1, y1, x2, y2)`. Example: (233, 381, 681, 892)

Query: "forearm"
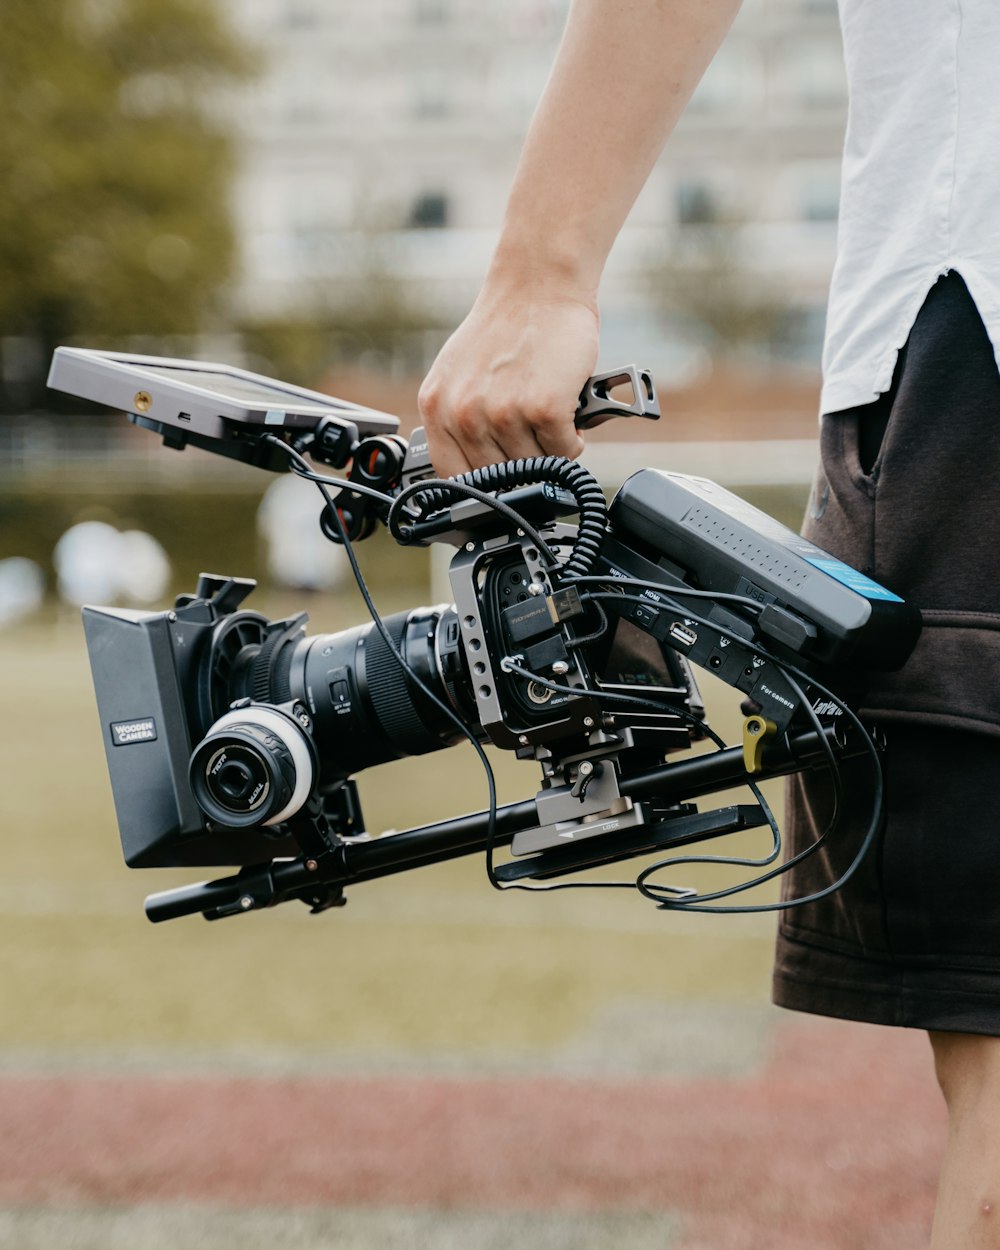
(420, 0, 742, 474)
(489, 0, 743, 298)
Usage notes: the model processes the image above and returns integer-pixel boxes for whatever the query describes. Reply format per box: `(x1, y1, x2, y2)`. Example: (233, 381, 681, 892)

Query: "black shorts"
(772, 271, 1000, 1035)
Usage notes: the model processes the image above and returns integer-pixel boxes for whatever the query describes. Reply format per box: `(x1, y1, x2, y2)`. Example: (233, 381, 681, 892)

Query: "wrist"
(485, 231, 602, 309)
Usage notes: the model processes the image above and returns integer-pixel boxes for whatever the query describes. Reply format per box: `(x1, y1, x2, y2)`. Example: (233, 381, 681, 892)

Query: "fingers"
(419, 385, 505, 475)
(532, 407, 586, 461)
(418, 294, 599, 475)
(430, 428, 474, 478)
(421, 391, 580, 476)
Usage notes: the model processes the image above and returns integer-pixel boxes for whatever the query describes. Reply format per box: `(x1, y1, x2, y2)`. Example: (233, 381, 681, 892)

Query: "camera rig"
(49, 349, 921, 924)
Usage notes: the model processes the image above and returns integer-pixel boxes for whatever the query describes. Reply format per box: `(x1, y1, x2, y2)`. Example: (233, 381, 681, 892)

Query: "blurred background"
(0, 2, 943, 1248)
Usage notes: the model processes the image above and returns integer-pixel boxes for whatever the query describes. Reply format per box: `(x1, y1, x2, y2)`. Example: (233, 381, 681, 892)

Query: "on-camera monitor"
(128, 362, 339, 413)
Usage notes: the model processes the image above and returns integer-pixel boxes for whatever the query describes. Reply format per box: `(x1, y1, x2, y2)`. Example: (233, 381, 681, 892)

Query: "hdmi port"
(669, 622, 697, 648)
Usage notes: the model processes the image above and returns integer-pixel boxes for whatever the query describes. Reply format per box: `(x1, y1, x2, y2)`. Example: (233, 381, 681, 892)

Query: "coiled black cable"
(390, 457, 608, 579)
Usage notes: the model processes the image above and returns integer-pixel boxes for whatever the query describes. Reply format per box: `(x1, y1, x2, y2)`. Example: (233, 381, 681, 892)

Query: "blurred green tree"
(645, 218, 791, 368)
(0, 0, 253, 409)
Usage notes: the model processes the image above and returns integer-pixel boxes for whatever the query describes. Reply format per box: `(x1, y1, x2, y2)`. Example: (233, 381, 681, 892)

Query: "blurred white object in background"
(257, 475, 348, 592)
(0, 557, 45, 626)
(54, 521, 171, 607)
(118, 530, 171, 605)
(54, 521, 123, 606)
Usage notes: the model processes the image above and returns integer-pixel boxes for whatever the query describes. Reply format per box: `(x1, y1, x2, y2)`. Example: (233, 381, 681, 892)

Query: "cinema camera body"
(48, 349, 921, 923)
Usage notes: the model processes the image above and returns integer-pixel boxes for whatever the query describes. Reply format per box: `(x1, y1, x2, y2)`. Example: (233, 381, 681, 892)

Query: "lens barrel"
(286, 606, 473, 779)
(188, 606, 474, 829)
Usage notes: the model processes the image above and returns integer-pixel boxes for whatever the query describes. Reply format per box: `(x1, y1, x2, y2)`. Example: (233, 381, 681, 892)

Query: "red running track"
(0, 1018, 944, 1250)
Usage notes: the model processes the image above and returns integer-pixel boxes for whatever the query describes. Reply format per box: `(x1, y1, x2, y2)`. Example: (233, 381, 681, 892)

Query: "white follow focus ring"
(207, 706, 315, 826)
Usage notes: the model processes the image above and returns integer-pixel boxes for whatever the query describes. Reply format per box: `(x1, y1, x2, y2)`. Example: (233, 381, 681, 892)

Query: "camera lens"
(286, 607, 477, 778)
(205, 744, 270, 811)
(189, 705, 315, 828)
(205, 606, 478, 786)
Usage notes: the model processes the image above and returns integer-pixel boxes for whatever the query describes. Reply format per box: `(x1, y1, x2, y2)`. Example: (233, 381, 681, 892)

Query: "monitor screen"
(130, 362, 338, 412)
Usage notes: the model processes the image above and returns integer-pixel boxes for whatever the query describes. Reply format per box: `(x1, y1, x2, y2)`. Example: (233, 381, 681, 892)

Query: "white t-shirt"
(821, 0, 1000, 415)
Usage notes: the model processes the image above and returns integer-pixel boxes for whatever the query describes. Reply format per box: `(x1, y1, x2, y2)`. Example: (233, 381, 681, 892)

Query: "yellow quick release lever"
(742, 714, 778, 774)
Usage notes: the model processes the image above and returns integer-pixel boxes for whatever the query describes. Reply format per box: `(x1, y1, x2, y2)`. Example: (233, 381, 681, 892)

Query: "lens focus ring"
(189, 705, 315, 828)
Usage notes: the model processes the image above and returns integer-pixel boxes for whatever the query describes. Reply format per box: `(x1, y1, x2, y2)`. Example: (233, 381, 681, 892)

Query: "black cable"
(569, 573, 767, 616)
(505, 558, 873, 905)
(265, 434, 881, 916)
(282, 455, 396, 507)
(640, 744, 879, 913)
(634, 667, 845, 910)
(489, 658, 776, 895)
(564, 599, 610, 649)
(262, 435, 506, 890)
(574, 586, 881, 912)
(389, 456, 607, 579)
(283, 447, 560, 573)
(388, 475, 559, 567)
(498, 653, 868, 913)
(280, 446, 566, 567)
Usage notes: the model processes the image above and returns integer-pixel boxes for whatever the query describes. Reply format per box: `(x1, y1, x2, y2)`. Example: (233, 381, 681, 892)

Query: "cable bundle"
(389, 456, 608, 579)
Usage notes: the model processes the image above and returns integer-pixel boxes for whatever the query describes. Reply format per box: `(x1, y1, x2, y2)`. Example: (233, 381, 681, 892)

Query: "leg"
(930, 1031, 1000, 1249)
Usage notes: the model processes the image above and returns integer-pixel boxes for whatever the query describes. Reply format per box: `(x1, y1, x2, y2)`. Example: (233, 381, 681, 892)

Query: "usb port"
(669, 622, 697, 648)
(178, 411, 191, 422)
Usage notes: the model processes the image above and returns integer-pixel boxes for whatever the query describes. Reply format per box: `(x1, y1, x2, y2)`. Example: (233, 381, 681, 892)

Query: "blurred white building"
(226, 0, 845, 374)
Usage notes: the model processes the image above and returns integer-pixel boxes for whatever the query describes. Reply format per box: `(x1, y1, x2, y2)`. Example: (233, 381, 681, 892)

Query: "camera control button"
(632, 603, 659, 629)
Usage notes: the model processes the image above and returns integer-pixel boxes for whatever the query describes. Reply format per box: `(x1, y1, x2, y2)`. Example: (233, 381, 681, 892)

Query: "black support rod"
(144, 725, 845, 923)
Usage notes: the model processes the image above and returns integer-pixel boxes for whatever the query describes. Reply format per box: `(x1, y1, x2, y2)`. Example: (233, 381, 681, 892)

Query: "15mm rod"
(143, 724, 847, 923)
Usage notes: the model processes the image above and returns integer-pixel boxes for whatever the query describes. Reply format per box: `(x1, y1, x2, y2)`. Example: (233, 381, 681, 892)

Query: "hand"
(418, 287, 599, 477)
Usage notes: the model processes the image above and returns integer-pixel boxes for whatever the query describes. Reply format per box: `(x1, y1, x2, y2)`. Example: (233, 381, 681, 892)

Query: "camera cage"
(49, 351, 921, 924)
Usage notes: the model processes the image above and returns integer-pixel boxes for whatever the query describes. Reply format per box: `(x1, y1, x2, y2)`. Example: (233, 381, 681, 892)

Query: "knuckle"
(527, 402, 569, 438)
(417, 379, 440, 421)
(454, 402, 481, 439)
(489, 406, 515, 439)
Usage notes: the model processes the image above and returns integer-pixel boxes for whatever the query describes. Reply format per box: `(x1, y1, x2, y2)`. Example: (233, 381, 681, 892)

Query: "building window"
(415, 0, 450, 24)
(409, 192, 449, 228)
(283, 1, 319, 28)
(412, 66, 451, 119)
(790, 161, 842, 222)
(800, 180, 840, 222)
(676, 182, 717, 225)
(784, 43, 846, 109)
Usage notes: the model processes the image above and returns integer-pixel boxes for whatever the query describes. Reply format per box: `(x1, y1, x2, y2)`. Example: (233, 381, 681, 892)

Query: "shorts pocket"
(863, 610, 1000, 736)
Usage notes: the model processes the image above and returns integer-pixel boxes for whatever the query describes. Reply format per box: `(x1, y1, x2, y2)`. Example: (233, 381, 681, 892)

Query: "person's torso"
(822, 0, 1000, 414)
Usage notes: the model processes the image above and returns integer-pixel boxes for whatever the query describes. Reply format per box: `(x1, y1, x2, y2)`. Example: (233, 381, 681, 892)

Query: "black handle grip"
(145, 876, 251, 923)
(575, 365, 661, 431)
(144, 859, 313, 923)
